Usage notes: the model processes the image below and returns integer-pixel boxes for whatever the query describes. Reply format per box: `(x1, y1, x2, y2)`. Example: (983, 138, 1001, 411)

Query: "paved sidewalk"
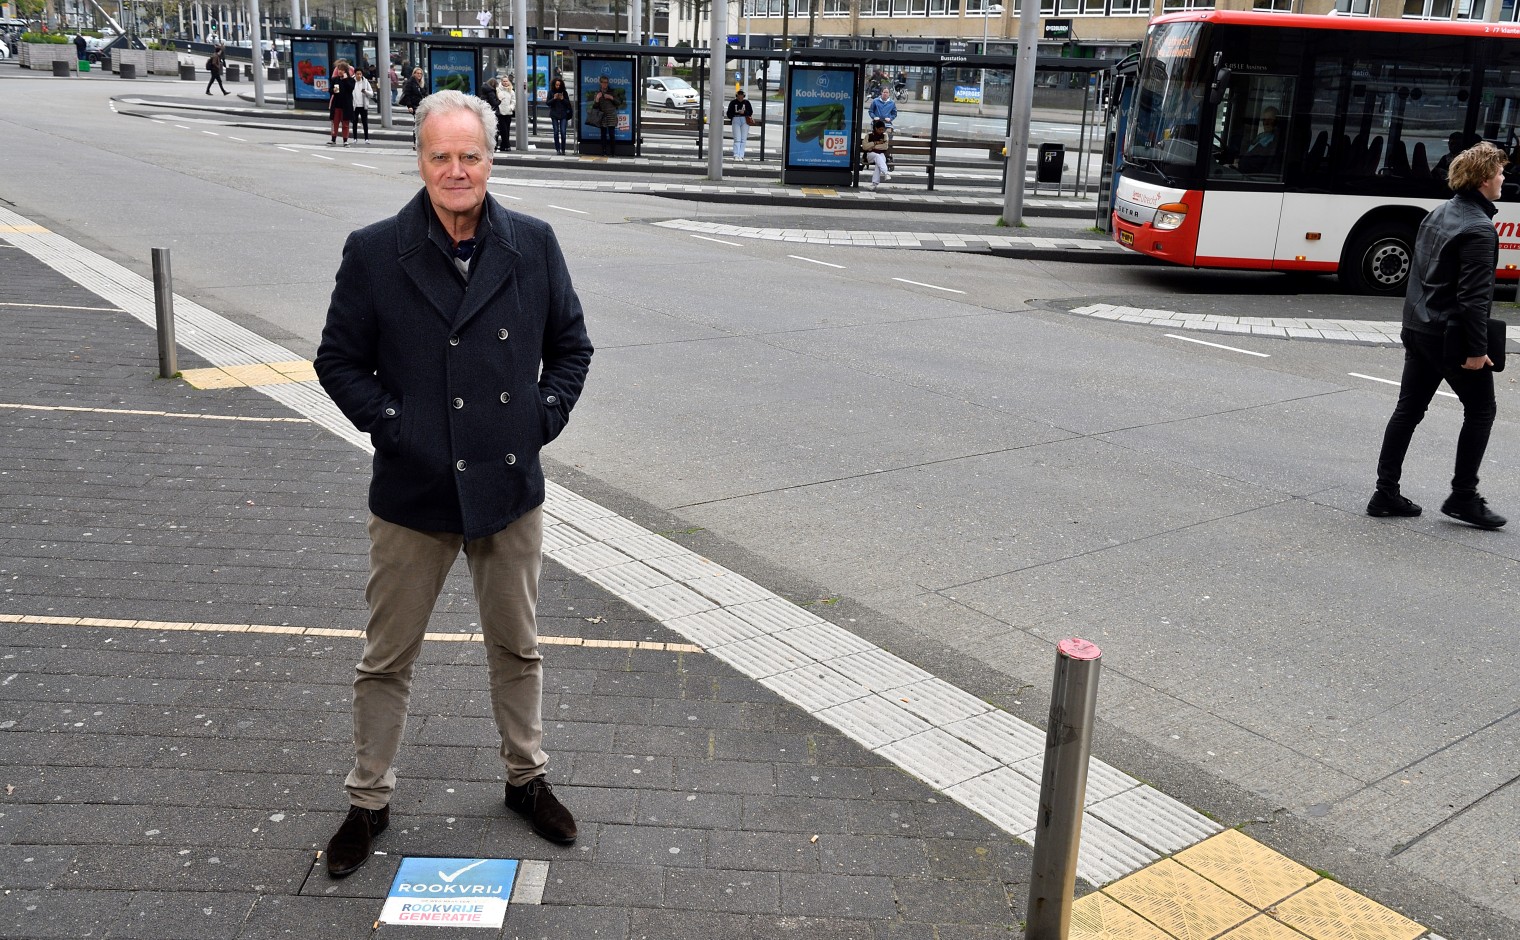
(0, 212, 1461, 940)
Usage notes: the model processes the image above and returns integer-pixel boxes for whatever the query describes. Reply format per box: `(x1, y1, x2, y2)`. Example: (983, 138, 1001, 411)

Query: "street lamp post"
(978, 2, 1002, 117)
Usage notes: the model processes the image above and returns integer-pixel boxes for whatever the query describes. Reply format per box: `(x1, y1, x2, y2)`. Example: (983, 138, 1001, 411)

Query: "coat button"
(498, 328, 509, 340)
(452, 397, 464, 409)
(499, 392, 511, 404)
(456, 459, 467, 471)
(449, 335, 460, 346)
(504, 453, 517, 465)
(384, 407, 397, 417)
(545, 394, 558, 405)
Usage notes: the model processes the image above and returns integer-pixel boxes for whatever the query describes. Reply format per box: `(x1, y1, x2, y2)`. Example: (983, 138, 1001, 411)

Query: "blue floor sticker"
(379, 857, 520, 929)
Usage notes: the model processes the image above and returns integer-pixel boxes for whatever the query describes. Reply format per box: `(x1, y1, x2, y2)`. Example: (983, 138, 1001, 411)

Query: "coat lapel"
(395, 190, 464, 326)
(452, 196, 522, 332)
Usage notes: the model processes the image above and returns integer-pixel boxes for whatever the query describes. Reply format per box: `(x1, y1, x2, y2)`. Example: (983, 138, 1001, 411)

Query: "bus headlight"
(1153, 202, 1189, 231)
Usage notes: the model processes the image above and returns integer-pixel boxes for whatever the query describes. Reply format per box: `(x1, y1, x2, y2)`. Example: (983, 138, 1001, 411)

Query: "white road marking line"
(789, 255, 844, 268)
(0, 403, 309, 423)
(151, 119, 165, 124)
(690, 234, 742, 247)
(1349, 372, 1457, 398)
(173, 124, 190, 129)
(228, 136, 248, 141)
(0, 301, 119, 312)
(277, 146, 300, 152)
(202, 131, 219, 136)
(547, 204, 588, 214)
(893, 277, 964, 294)
(312, 154, 335, 161)
(1164, 333, 1271, 358)
(352, 163, 378, 169)
(0, 201, 1220, 889)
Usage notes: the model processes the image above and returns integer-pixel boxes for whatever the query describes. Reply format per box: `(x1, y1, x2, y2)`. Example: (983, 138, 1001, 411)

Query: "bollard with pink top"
(1025, 637, 1102, 940)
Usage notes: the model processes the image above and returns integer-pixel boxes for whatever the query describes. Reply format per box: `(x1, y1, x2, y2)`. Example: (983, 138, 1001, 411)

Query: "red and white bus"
(1112, 10, 1520, 293)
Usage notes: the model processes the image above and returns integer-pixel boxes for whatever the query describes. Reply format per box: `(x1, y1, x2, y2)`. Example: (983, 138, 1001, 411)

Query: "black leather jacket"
(1403, 189, 1498, 359)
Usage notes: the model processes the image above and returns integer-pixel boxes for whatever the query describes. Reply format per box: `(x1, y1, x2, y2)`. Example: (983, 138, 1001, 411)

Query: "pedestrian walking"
(353, 68, 375, 142)
(388, 63, 402, 106)
(314, 89, 593, 879)
(861, 118, 892, 191)
(497, 76, 516, 152)
(400, 66, 426, 150)
(590, 75, 619, 158)
(547, 76, 573, 155)
(205, 45, 229, 96)
(1369, 140, 1507, 529)
(725, 89, 754, 160)
(328, 59, 356, 147)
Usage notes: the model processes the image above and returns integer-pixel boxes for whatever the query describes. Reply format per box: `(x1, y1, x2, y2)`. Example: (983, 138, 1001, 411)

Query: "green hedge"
(22, 32, 69, 44)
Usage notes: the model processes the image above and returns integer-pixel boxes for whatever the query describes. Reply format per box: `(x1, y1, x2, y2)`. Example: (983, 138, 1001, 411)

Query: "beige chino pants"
(344, 507, 548, 809)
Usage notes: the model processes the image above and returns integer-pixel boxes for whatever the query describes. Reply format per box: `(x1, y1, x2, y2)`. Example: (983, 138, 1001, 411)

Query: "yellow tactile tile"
(1071, 891, 1173, 940)
(179, 367, 247, 389)
(1176, 829, 1319, 908)
(801, 187, 839, 195)
(1218, 914, 1314, 940)
(268, 360, 318, 381)
(1104, 858, 1258, 940)
(221, 363, 288, 386)
(1268, 879, 1424, 940)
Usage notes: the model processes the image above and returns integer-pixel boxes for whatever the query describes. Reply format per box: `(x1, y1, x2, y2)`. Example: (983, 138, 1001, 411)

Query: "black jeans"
(1375, 327, 1497, 496)
(599, 125, 615, 156)
(355, 107, 369, 140)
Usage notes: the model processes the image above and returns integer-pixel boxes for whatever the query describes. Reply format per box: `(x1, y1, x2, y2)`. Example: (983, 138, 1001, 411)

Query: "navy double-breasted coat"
(315, 189, 593, 541)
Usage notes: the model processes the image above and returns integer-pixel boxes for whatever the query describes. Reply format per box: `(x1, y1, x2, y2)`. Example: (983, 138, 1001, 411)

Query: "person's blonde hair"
(1447, 140, 1507, 193)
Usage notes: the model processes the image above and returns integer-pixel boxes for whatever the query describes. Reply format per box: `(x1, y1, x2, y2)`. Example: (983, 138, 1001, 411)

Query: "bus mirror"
(1208, 67, 1231, 105)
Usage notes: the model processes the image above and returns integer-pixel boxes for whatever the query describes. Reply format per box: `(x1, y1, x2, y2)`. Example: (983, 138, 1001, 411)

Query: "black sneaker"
(1367, 491, 1422, 518)
(505, 776, 577, 845)
(1440, 493, 1507, 530)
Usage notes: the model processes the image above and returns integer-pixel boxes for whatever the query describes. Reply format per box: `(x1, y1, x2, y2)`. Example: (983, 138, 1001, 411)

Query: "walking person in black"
(1369, 140, 1507, 529)
(206, 45, 229, 96)
(547, 77, 573, 155)
(328, 59, 357, 147)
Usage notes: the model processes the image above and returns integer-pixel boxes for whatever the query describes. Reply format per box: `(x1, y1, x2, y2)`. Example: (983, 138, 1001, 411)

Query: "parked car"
(644, 75, 699, 109)
(0, 39, 9, 59)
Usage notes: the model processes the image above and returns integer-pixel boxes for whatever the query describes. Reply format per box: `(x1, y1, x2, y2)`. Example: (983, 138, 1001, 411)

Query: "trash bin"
(78, 59, 90, 72)
(267, 66, 284, 81)
(120, 62, 137, 79)
(180, 64, 196, 80)
(52, 60, 71, 76)
(1037, 143, 1065, 185)
(226, 66, 239, 82)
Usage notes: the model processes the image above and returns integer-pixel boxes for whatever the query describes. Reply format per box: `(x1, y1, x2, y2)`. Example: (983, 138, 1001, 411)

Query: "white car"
(644, 75, 699, 109)
(0, 40, 9, 59)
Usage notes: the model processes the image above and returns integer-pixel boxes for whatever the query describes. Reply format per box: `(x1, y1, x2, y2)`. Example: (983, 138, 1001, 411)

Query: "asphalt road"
(4, 70, 1517, 938)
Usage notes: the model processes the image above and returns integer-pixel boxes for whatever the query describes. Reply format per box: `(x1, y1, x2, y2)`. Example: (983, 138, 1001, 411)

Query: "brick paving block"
(636, 789, 744, 829)
(570, 752, 676, 789)
(709, 728, 816, 764)
(504, 904, 631, 940)
(592, 823, 710, 868)
(0, 888, 137, 939)
(705, 830, 819, 874)
(774, 764, 880, 800)
(892, 876, 1018, 925)
(107, 890, 258, 940)
(817, 834, 931, 877)
(236, 893, 381, 940)
(628, 907, 756, 940)
(0, 843, 77, 889)
(540, 860, 665, 906)
(664, 868, 781, 914)
(779, 871, 898, 919)
(298, 851, 402, 898)
(671, 758, 779, 796)
(612, 723, 713, 759)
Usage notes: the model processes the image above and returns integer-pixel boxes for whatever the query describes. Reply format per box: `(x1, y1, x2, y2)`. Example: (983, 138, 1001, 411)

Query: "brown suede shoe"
(326, 804, 389, 878)
(505, 776, 577, 845)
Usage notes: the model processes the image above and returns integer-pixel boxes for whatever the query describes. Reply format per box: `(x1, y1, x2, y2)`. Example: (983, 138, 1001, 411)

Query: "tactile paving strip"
(1070, 891, 1173, 940)
(1268, 879, 1425, 940)
(1175, 829, 1318, 909)
(1218, 915, 1317, 940)
(1103, 858, 1257, 940)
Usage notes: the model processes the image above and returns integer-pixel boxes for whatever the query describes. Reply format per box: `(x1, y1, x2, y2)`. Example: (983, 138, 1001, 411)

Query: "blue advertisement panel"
(430, 48, 476, 95)
(576, 58, 634, 143)
(334, 40, 359, 70)
(292, 40, 329, 101)
(785, 67, 856, 171)
(528, 55, 551, 104)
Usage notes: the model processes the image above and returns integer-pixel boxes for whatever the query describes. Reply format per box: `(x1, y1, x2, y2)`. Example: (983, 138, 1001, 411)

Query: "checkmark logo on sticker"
(438, 859, 488, 882)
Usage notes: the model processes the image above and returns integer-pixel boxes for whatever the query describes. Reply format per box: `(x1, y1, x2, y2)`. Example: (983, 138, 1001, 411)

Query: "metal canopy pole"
(249, 0, 265, 105)
(707, 4, 727, 180)
(1002, 0, 1040, 224)
(513, 0, 527, 149)
(376, 0, 391, 127)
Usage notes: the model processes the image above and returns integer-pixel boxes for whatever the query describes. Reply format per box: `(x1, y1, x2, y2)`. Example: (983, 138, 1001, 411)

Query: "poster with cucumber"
(784, 67, 857, 169)
(429, 47, 476, 96)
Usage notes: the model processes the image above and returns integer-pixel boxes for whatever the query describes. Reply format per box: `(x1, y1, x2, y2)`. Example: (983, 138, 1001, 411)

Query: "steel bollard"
(1025, 637, 1102, 940)
(151, 248, 177, 378)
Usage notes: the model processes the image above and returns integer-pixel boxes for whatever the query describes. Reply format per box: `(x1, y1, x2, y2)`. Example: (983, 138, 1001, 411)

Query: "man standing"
(72, 32, 86, 65)
(1369, 141, 1506, 530)
(314, 89, 594, 878)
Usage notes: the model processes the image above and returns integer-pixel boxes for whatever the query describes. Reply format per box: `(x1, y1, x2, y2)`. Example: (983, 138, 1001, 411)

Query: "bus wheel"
(1342, 224, 1414, 295)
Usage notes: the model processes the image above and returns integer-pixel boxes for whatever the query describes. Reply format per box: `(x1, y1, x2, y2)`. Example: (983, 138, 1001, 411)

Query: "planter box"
(114, 48, 146, 74)
(150, 50, 179, 75)
(21, 43, 76, 70)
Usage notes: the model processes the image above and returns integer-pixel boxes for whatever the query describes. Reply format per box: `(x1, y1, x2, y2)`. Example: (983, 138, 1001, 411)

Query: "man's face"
(880, 88, 890, 99)
(418, 109, 491, 218)
(1481, 165, 1505, 202)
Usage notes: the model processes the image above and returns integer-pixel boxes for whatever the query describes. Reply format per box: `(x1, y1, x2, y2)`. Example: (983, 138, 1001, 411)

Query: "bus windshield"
(1123, 22, 1211, 181)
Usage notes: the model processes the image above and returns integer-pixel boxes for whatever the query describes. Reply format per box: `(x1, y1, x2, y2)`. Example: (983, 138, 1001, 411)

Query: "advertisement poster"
(528, 55, 551, 103)
(292, 40, 329, 101)
(335, 40, 358, 70)
(430, 48, 476, 95)
(785, 67, 856, 170)
(576, 58, 634, 143)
